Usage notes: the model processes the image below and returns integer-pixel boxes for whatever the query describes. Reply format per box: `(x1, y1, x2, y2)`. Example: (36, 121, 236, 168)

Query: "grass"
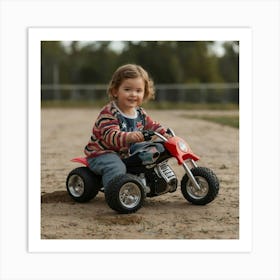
(187, 115, 239, 128)
(41, 100, 106, 108)
(41, 100, 239, 128)
(41, 100, 239, 111)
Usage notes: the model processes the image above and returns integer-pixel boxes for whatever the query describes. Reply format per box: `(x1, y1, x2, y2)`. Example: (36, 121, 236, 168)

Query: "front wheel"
(66, 167, 101, 202)
(105, 174, 145, 214)
(181, 167, 219, 205)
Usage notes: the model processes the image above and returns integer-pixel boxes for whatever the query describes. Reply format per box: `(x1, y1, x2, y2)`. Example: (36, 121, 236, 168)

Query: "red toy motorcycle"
(66, 128, 219, 214)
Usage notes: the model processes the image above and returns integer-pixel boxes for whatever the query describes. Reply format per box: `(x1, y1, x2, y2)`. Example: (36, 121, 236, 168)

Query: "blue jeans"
(87, 153, 126, 190)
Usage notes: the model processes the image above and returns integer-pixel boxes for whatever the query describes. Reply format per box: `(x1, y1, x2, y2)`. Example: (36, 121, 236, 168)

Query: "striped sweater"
(84, 102, 166, 159)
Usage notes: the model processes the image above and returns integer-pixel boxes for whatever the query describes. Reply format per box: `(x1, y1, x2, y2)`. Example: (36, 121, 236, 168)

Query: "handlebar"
(153, 132, 168, 142)
(142, 130, 156, 141)
(142, 128, 175, 142)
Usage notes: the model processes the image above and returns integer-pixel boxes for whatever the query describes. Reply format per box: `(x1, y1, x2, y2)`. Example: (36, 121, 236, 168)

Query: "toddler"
(84, 64, 169, 189)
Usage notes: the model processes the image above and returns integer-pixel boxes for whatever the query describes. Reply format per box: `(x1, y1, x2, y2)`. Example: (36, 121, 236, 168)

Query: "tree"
(41, 41, 67, 84)
(218, 41, 239, 82)
(41, 40, 239, 85)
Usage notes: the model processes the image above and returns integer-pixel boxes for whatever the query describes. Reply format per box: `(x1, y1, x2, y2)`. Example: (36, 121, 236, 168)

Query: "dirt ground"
(41, 108, 239, 239)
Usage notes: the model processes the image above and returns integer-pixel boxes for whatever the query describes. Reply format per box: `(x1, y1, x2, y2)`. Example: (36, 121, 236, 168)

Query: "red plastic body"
(70, 136, 199, 166)
(163, 136, 199, 165)
(71, 157, 89, 167)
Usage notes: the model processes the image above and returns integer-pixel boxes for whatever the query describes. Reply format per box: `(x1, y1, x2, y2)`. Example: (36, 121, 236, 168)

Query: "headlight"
(178, 140, 188, 152)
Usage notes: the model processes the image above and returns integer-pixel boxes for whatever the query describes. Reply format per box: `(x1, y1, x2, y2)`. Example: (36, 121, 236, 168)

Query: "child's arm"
(142, 111, 167, 135)
(98, 117, 144, 149)
(127, 131, 144, 143)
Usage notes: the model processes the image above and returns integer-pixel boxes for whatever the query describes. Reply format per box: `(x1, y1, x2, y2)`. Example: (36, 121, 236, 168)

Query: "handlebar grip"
(142, 130, 154, 141)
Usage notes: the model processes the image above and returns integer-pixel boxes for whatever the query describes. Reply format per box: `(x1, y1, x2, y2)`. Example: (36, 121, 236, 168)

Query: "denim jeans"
(87, 153, 126, 190)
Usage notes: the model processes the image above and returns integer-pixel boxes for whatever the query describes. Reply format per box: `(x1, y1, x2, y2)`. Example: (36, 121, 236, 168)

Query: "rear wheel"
(66, 167, 101, 202)
(181, 167, 219, 205)
(105, 174, 145, 214)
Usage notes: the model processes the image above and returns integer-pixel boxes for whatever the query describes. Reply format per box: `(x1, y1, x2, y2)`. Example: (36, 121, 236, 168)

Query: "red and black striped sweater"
(84, 102, 166, 159)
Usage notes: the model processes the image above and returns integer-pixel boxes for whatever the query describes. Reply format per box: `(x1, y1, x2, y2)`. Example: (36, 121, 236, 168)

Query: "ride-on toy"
(66, 128, 220, 214)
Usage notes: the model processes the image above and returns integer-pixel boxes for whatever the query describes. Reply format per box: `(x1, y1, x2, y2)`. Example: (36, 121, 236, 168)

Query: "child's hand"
(127, 131, 144, 143)
(163, 133, 172, 139)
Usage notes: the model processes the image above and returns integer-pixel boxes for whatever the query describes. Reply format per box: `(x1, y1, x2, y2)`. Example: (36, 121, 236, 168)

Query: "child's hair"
(107, 64, 155, 101)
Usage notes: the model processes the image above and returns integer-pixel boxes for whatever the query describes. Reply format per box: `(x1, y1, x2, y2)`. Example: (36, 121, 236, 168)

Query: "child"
(84, 64, 169, 189)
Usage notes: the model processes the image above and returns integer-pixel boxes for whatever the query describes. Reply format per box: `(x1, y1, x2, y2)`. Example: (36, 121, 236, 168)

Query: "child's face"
(113, 77, 145, 112)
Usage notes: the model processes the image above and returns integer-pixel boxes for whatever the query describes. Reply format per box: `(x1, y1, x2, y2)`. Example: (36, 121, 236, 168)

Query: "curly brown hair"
(107, 64, 155, 102)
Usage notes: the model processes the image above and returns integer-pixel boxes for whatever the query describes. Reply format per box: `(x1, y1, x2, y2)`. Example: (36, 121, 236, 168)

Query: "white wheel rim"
(187, 176, 209, 199)
(68, 175, 85, 197)
(119, 182, 141, 209)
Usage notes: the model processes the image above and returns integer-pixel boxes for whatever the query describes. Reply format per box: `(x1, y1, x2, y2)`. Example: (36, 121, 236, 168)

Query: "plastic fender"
(164, 136, 200, 165)
(70, 157, 89, 167)
(182, 152, 200, 162)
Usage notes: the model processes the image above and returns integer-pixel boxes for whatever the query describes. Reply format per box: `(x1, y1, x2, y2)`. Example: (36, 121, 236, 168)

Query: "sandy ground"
(41, 108, 239, 239)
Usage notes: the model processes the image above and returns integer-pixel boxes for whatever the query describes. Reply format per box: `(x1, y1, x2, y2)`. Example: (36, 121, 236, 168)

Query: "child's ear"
(112, 89, 118, 99)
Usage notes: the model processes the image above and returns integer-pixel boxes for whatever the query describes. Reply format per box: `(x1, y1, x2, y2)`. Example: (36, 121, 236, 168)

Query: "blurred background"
(41, 41, 239, 110)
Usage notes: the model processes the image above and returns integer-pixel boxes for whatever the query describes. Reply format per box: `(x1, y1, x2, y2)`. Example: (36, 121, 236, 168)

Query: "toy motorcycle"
(66, 128, 219, 214)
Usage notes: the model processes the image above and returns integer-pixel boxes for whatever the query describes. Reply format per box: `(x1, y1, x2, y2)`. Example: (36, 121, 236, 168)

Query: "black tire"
(66, 167, 101, 202)
(181, 167, 219, 205)
(105, 174, 145, 214)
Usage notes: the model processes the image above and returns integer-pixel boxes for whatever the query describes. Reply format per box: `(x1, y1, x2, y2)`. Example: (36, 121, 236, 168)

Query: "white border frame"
(1, 1, 279, 279)
(28, 27, 252, 253)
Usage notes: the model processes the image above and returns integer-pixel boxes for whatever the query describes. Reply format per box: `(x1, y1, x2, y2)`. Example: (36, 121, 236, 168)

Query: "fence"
(41, 83, 239, 104)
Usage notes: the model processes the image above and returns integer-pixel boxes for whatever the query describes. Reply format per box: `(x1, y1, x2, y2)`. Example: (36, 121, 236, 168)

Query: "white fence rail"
(41, 83, 239, 103)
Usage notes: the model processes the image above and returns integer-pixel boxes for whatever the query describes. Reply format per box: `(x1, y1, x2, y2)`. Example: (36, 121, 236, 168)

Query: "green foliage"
(41, 41, 239, 85)
(41, 99, 239, 111)
(41, 41, 67, 84)
(183, 114, 239, 128)
(218, 42, 239, 82)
